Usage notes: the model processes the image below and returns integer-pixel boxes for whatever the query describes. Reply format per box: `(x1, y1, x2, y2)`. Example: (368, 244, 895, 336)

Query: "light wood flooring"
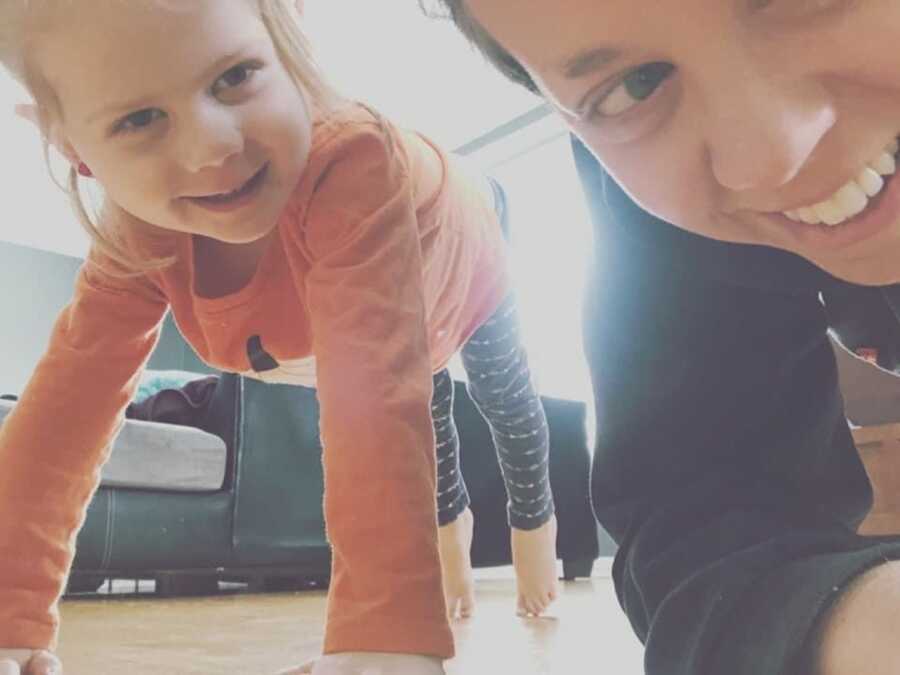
(56, 561, 644, 675)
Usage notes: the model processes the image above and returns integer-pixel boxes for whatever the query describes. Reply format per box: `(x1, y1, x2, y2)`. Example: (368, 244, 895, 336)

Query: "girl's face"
(467, 0, 900, 285)
(34, 0, 312, 244)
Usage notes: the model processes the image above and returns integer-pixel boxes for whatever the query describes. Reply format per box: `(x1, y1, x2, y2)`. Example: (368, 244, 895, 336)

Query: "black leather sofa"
(65, 370, 599, 595)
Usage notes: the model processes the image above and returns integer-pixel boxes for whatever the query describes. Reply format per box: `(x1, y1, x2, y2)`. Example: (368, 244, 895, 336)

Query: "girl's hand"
(0, 650, 62, 675)
(274, 659, 314, 674)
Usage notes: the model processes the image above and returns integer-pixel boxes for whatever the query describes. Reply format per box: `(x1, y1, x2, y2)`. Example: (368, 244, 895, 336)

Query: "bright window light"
(303, 2, 541, 149)
(445, 112, 594, 406)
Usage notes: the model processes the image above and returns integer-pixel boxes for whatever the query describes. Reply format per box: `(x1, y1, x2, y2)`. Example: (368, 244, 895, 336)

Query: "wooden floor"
(56, 562, 644, 675)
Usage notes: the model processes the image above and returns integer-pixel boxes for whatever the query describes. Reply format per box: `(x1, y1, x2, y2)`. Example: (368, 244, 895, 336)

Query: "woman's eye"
(211, 61, 262, 96)
(114, 108, 165, 134)
(589, 62, 676, 119)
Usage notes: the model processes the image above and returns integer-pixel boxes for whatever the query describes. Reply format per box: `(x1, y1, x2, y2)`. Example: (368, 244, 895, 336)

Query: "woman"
(428, 1, 900, 673)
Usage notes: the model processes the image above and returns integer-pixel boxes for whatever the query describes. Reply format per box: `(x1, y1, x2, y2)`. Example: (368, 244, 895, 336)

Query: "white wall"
(0, 242, 82, 393)
(303, 1, 540, 149)
(0, 76, 88, 258)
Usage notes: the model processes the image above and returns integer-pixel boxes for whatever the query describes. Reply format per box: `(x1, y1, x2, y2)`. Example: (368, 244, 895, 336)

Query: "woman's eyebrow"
(560, 47, 622, 79)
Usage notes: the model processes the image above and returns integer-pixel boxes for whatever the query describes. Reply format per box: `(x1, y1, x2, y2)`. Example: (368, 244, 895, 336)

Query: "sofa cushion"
(0, 399, 227, 491)
(134, 369, 210, 404)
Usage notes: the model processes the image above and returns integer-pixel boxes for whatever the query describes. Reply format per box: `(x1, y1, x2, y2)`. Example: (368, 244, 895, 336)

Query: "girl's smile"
(181, 163, 270, 214)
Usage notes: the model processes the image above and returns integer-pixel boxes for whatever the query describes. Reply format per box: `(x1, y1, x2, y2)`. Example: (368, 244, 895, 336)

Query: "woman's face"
(467, 0, 900, 285)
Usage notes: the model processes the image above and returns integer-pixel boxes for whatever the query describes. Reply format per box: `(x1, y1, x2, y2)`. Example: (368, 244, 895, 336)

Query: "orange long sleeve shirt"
(0, 103, 509, 656)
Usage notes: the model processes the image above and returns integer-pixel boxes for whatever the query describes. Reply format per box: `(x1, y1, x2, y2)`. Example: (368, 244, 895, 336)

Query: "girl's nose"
(177, 103, 244, 173)
(702, 70, 836, 193)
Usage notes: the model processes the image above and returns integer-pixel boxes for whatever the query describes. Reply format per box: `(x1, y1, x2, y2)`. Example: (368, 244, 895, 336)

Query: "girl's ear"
(48, 126, 81, 167)
(16, 103, 83, 167)
(56, 138, 82, 168)
(14, 103, 40, 125)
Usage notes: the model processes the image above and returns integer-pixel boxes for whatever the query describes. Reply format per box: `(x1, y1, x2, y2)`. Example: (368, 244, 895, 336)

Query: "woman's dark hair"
(420, 0, 539, 94)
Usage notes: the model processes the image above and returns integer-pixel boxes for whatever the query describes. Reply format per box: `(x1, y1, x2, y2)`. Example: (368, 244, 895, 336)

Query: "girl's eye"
(749, 0, 856, 20)
(211, 61, 262, 97)
(588, 62, 676, 119)
(114, 108, 166, 135)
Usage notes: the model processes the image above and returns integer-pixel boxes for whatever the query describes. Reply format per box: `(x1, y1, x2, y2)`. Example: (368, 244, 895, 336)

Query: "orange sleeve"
(299, 119, 453, 657)
(0, 252, 168, 650)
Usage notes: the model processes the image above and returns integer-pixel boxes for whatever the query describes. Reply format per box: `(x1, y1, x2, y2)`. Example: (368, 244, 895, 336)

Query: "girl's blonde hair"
(0, 0, 343, 274)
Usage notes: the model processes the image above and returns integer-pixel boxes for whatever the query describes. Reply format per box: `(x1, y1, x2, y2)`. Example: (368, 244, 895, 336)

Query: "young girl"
(0, 1, 559, 674)
(431, 1, 900, 674)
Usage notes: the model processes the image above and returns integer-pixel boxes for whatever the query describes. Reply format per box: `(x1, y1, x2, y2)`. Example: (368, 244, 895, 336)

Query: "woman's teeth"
(784, 139, 899, 227)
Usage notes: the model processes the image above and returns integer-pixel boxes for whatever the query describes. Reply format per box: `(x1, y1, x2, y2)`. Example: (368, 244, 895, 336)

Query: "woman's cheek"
(605, 155, 710, 232)
(570, 119, 722, 240)
(632, 175, 709, 234)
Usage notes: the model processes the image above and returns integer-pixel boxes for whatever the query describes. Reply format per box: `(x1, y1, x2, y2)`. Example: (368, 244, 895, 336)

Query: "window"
(304, 2, 541, 149)
(0, 75, 80, 256)
(447, 109, 594, 404)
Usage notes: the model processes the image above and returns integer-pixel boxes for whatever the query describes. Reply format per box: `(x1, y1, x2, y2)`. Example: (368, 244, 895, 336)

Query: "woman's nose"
(176, 103, 244, 173)
(702, 72, 836, 193)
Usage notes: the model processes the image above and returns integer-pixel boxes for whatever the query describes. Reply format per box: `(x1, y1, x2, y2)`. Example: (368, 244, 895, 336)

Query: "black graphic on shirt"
(246, 335, 280, 373)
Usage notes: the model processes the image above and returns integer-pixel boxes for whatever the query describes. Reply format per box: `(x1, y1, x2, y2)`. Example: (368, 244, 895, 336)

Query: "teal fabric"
(134, 370, 204, 403)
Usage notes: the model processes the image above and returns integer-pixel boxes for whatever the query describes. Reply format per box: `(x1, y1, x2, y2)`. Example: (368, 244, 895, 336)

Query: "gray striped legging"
(431, 293, 553, 531)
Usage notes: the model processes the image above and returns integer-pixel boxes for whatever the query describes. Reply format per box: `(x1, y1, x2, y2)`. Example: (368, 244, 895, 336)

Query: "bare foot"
(511, 514, 560, 617)
(437, 507, 476, 620)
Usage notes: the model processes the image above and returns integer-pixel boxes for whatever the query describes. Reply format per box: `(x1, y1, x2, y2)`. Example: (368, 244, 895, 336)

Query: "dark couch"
(64, 370, 599, 595)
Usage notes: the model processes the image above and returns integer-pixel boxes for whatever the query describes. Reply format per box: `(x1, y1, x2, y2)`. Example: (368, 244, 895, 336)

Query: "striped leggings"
(431, 293, 554, 531)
